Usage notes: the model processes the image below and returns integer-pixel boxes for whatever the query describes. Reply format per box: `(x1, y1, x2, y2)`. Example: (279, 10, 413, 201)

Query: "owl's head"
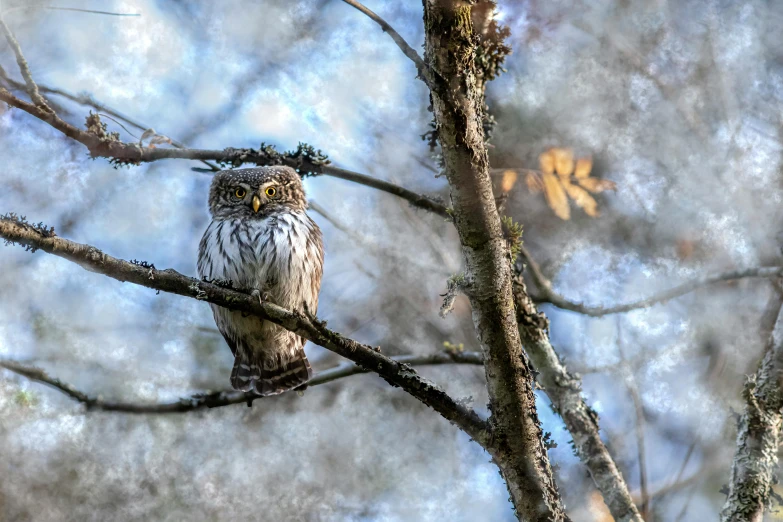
(207, 166, 308, 219)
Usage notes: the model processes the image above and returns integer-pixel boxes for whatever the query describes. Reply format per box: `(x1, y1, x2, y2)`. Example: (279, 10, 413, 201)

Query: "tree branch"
(617, 327, 650, 521)
(0, 350, 483, 414)
(721, 303, 783, 522)
(512, 273, 644, 522)
(340, 0, 432, 87)
(2, 6, 141, 17)
(0, 215, 490, 446)
(526, 256, 783, 317)
(0, 15, 49, 108)
(0, 88, 450, 216)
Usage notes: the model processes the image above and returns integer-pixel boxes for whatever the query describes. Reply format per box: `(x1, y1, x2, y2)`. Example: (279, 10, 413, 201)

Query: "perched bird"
(197, 166, 324, 396)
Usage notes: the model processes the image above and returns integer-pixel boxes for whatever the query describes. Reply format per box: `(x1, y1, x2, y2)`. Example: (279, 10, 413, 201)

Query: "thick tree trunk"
(421, 2, 568, 520)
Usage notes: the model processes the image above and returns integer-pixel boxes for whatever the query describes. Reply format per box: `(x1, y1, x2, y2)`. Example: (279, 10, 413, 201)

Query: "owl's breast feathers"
(197, 210, 324, 395)
(198, 210, 323, 309)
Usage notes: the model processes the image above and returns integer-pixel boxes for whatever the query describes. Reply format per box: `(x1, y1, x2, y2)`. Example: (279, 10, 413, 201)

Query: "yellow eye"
(234, 188, 246, 198)
(265, 186, 277, 197)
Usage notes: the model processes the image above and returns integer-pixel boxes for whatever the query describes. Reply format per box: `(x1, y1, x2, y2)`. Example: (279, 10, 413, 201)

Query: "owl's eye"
(265, 186, 277, 197)
(234, 188, 246, 198)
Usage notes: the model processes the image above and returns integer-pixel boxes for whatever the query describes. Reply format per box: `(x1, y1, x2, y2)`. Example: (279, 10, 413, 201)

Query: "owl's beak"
(252, 194, 262, 213)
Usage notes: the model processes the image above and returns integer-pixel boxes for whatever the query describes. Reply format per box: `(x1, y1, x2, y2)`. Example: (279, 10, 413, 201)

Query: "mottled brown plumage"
(197, 167, 324, 395)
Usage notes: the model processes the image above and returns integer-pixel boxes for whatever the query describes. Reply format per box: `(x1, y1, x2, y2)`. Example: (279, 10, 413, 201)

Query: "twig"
(525, 254, 783, 317)
(0, 215, 490, 446)
(340, 0, 431, 87)
(618, 323, 651, 521)
(512, 273, 644, 522)
(0, 15, 48, 108)
(317, 165, 450, 216)
(0, 74, 219, 171)
(2, 6, 140, 17)
(309, 200, 446, 274)
(0, 350, 483, 414)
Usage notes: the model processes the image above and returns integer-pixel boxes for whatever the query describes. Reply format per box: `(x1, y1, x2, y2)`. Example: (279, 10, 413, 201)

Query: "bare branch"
(0, 77, 218, 171)
(721, 303, 783, 522)
(309, 200, 446, 274)
(1, 5, 140, 17)
(0, 88, 450, 216)
(0, 16, 49, 108)
(529, 264, 783, 317)
(0, 350, 483, 414)
(0, 215, 490, 446)
(512, 273, 644, 522)
(26, 7, 140, 17)
(340, 0, 431, 87)
(617, 326, 650, 521)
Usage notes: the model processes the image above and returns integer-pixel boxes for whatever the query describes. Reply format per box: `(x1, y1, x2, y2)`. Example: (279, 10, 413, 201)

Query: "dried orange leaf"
(552, 148, 574, 177)
(525, 171, 544, 193)
(578, 177, 617, 193)
(139, 128, 156, 142)
(676, 239, 695, 261)
(501, 170, 518, 192)
(564, 182, 599, 217)
(539, 150, 555, 174)
(149, 135, 172, 146)
(542, 172, 570, 220)
(574, 157, 593, 178)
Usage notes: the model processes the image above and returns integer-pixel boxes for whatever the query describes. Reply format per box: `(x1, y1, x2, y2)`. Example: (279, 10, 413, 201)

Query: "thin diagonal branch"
(0, 72, 220, 171)
(340, 0, 431, 87)
(512, 273, 644, 522)
(0, 350, 483, 414)
(0, 16, 49, 108)
(20, 7, 140, 17)
(309, 199, 448, 274)
(522, 245, 783, 317)
(617, 325, 650, 521)
(0, 215, 490, 446)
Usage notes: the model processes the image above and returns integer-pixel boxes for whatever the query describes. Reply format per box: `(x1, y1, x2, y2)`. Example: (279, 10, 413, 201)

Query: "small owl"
(197, 166, 324, 396)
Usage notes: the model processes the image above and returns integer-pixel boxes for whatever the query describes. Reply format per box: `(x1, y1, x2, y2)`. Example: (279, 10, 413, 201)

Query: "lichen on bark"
(422, 1, 569, 520)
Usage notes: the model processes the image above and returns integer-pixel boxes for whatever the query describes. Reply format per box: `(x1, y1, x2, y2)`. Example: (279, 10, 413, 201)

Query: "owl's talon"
(251, 288, 273, 305)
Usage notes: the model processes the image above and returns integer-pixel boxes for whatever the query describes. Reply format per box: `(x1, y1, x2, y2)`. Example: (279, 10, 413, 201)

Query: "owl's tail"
(230, 349, 313, 396)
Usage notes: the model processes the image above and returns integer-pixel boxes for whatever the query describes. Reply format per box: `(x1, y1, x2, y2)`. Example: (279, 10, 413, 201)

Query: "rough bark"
(513, 274, 644, 522)
(721, 304, 783, 522)
(421, 2, 568, 519)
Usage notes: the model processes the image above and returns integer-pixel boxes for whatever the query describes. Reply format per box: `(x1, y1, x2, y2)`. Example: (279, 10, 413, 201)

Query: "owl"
(197, 166, 324, 396)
